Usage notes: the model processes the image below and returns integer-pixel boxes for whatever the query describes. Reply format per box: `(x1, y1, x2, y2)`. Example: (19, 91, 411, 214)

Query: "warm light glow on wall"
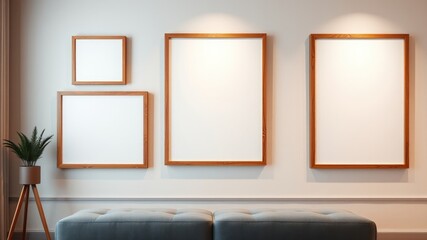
(180, 13, 255, 32)
(317, 13, 400, 32)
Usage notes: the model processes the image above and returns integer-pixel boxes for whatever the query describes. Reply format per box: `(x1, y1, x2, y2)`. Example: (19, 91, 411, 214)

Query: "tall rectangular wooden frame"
(58, 91, 148, 168)
(72, 36, 127, 85)
(165, 33, 267, 166)
(310, 34, 409, 169)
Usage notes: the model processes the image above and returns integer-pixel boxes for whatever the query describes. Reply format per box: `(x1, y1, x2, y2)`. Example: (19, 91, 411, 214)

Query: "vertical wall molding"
(0, 0, 10, 239)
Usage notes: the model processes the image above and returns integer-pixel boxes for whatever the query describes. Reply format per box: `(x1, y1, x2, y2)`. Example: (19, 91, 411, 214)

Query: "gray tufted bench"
(56, 208, 376, 240)
(213, 209, 377, 240)
(55, 208, 213, 240)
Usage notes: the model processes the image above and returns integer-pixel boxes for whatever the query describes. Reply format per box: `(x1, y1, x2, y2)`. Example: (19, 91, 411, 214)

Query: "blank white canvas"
(62, 95, 144, 164)
(76, 39, 123, 82)
(315, 39, 405, 165)
(169, 38, 263, 161)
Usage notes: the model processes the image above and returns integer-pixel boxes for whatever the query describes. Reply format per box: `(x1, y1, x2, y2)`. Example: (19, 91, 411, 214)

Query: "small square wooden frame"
(72, 36, 127, 85)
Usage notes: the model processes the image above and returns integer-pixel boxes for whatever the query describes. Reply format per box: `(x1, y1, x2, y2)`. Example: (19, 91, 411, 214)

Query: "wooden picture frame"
(165, 33, 267, 166)
(57, 91, 148, 168)
(72, 36, 127, 85)
(310, 34, 409, 168)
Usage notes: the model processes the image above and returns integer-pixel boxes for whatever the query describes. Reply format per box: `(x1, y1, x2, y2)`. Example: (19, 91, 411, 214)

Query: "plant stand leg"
(22, 185, 30, 240)
(7, 185, 29, 240)
(31, 185, 51, 240)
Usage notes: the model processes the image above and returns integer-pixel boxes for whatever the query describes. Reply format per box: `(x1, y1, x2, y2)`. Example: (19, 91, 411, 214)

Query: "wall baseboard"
(12, 232, 54, 240)
(378, 232, 427, 240)
(11, 231, 427, 240)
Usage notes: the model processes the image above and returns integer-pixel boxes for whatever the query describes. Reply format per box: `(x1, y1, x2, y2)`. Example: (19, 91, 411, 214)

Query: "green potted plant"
(3, 127, 53, 185)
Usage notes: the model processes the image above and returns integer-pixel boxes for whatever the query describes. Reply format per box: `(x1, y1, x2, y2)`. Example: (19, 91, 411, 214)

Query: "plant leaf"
(3, 126, 53, 166)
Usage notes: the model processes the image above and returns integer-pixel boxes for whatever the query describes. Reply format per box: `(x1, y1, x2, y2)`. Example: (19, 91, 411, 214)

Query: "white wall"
(9, 0, 427, 235)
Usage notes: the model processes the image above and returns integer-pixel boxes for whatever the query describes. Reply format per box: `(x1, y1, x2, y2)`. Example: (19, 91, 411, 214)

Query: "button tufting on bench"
(56, 208, 213, 240)
(213, 209, 377, 240)
(56, 208, 376, 240)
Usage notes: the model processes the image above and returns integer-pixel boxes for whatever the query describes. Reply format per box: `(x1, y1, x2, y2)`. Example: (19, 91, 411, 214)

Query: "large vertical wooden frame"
(310, 34, 409, 168)
(58, 91, 148, 168)
(165, 33, 267, 165)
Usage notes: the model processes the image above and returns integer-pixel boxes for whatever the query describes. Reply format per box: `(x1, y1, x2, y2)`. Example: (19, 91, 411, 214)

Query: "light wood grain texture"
(31, 185, 51, 240)
(8, 185, 51, 240)
(7, 186, 27, 240)
(57, 91, 149, 168)
(22, 188, 29, 240)
(165, 33, 267, 166)
(72, 36, 127, 85)
(310, 34, 409, 169)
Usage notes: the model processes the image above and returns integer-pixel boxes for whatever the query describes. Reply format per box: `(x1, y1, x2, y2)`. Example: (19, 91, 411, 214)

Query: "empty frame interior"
(165, 33, 266, 165)
(310, 34, 409, 168)
(72, 36, 127, 85)
(58, 91, 148, 168)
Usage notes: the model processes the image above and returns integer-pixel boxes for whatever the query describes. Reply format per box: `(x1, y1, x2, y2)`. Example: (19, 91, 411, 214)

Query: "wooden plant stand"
(7, 184, 51, 240)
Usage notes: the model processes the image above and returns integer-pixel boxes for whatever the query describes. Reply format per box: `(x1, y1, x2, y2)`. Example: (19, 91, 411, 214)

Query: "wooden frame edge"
(57, 91, 148, 169)
(71, 36, 127, 85)
(309, 33, 409, 169)
(309, 34, 316, 169)
(165, 161, 266, 166)
(164, 33, 267, 166)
